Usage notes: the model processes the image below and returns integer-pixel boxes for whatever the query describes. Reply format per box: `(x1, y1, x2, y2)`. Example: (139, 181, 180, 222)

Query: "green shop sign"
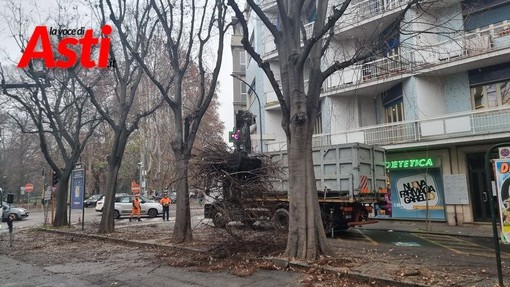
(386, 158, 435, 169)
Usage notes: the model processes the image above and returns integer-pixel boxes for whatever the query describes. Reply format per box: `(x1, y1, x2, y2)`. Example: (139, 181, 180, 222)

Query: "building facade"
(231, 16, 248, 114)
(235, 0, 510, 225)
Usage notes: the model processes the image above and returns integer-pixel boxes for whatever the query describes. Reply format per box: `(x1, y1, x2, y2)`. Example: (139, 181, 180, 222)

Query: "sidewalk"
(360, 218, 495, 238)
(37, 217, 509, 287)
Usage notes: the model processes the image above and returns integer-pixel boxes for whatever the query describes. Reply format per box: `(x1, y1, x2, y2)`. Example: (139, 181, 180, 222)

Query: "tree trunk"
(53, 177, 69, 227)
(282, 60, 332, 259)
(98, 129, 128, 234)
(172, 154, 192, 243)
(285, 131, 332, 259)
(98, 162, 121, 233)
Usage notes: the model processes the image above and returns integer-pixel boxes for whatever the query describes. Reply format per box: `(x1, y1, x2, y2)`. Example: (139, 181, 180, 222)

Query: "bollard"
(7, 213, 15, 247)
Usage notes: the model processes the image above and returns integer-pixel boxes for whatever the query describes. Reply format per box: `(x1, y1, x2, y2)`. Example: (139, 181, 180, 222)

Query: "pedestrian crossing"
(413, 233, 510, 259)
(335, 228, 379, 245)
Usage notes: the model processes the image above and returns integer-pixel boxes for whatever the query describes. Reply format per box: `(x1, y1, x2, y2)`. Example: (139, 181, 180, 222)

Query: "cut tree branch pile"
(192, 144, 285, 238)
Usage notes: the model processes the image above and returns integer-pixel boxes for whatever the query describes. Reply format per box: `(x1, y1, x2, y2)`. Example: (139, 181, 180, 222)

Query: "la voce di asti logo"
(17, 25, 115, 69)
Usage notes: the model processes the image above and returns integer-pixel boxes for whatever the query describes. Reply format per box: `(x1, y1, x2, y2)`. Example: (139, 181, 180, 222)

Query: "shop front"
(380, 155, 446, 221)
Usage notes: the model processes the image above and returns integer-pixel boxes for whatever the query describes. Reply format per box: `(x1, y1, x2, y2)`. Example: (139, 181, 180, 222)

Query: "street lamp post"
(231, 74, 263, 153)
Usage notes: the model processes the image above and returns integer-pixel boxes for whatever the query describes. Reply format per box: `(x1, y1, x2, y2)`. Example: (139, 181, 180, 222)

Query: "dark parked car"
(84, 194, 104, 207)
(2, 202, 29, 221)
(168, 192, 177, 203)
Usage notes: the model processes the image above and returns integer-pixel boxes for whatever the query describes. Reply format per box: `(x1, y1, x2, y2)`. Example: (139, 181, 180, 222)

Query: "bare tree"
(0, 110, 45, 203)
(0, 0, 108, 226)
(227, 0, 427, 259)
(73, 0, 164, 233)
(1, 65, 102, 226)
(105, 0, 228, 242)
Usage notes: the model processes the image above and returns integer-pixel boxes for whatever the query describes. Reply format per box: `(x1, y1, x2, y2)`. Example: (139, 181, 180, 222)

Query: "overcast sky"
(0, 0, 234, 143)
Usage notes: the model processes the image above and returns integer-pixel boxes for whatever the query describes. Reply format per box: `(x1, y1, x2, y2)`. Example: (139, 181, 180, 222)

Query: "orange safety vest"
(132, 197, 141, 209)
(160, 197, 171, 207)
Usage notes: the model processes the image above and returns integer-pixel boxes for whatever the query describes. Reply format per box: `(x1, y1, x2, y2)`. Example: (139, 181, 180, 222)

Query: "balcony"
(322, 21, 510, 95)
(335, 0, 407, 32)
(265, 106, 510, 152)
(262, 22, 315, 60)
(261, 0, 406, 59)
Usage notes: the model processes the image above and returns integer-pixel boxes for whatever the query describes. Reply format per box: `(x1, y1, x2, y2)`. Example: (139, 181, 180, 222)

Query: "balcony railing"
(265, 106, 510, 152)
(263, 22, 315, 57)
(338, 0, 407, 30)
(322, 21, 510, 93)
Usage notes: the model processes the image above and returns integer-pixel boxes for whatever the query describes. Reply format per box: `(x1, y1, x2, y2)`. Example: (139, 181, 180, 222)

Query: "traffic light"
(229, 129, 241, 143)
(7, 193, 14, 204)
(52, 171, 59, 186)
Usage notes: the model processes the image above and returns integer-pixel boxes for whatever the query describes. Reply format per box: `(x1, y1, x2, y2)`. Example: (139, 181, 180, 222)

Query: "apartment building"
(233, 0, 510, 226)
(231, 17, 248, 114)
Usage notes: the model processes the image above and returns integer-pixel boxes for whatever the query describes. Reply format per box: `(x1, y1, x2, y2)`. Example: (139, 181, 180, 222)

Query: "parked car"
(96, 194, 162, 219)
(84, 194, 104, 207)
(112, 194, 162, 219)
(2, 202, 29, 221)
(168, 191, 177, 203)
(95, 193, 129, 212)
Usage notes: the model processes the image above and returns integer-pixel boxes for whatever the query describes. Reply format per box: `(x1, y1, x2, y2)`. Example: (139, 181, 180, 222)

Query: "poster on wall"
(494, 160, 510, 244)
(390, 168, 446, 220)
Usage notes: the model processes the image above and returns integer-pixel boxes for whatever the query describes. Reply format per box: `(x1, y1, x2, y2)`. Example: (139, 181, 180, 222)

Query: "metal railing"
(322, 21, 510, 93)
(265, 106, 510, 152)
(336, 0, 407, 29)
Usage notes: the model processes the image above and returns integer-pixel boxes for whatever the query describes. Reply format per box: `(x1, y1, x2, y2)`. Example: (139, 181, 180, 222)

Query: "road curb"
(265, 257, 430, 287)
(37, 227, 210, 253)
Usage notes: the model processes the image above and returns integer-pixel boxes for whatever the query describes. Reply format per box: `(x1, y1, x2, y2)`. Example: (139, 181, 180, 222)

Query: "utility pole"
(139, 140, 147, 197)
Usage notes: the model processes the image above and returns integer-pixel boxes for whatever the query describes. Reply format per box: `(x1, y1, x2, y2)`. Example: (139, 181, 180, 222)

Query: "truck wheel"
(113, 210, 120, 219)
(272, 209, 289, 229)
(212, 210, 227, 228)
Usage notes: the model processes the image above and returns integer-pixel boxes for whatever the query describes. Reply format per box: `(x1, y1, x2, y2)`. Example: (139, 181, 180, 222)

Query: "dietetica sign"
(386, 158, 435, 170)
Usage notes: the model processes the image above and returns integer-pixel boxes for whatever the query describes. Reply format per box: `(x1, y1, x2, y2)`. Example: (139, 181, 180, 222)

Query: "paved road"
(1, 205, 205, 231)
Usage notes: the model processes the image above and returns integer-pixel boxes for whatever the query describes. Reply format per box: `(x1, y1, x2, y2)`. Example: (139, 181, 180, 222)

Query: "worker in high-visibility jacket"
(160, 192, 172, 221)
(130, 194, 142, 222)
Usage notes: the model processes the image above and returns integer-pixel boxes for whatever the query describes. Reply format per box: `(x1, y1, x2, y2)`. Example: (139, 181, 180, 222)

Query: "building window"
(305, 0, 317, 23)
(382, 83, 404, 123)
(240, 51, 246, 72)
(313, 110, 322, 134)
(385, 101, 404, 123)
(471, 80, 510, 110)
(248, 33, 254, 63)
(240, 80, 247, 103)
(248, 79, 256, 107)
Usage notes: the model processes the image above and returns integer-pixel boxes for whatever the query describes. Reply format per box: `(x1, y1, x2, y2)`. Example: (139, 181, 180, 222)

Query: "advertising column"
(387, 157, 446, 220)
(494, 160, 510, 243)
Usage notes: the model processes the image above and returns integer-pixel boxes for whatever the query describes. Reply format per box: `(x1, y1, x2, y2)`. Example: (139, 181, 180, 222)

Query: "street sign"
(44, 186, 52, 200)
(131, 181, 140, 194)
(25, 183, 33, 193)
(499, 147, 510, 159)
(70, 168, 85, 209)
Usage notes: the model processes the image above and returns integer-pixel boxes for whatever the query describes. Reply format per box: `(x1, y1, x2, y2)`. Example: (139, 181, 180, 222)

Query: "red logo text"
(17, 25, 113, 69)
